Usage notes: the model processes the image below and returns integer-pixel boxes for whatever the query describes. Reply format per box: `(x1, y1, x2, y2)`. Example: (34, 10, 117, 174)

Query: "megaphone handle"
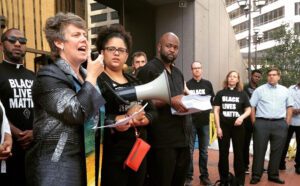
(102, 81, 130, 105)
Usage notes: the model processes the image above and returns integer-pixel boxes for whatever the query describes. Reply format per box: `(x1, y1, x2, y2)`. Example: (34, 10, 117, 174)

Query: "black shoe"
(184, 178, 193, 186)
(296, 167, 300, 174)
(279, 164, 286, 170)
(268, 177, 285, 184)
(250, 178, 260, 184)
(218, 180, 228, 186)
(200, 177, 212, 186)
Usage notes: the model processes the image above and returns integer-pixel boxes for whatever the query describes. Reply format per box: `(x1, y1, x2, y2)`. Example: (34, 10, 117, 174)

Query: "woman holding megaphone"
(96, 24, 156, 186)
(26, 12, 106, 186)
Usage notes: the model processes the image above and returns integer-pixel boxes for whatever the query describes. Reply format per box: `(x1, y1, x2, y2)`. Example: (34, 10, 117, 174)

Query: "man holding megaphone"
(137, 32, 191, 186)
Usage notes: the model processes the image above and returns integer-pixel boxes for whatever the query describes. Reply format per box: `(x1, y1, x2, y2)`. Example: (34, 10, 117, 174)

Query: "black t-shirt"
(213, 88, 250, 124)
(97, 72, 148, 157)
(0, 61, 35, 176)
(186, 78, 214, 126)
(137, 57, 189, 148)
(0, 61, 35, 131)
(244, 83, 256, 98)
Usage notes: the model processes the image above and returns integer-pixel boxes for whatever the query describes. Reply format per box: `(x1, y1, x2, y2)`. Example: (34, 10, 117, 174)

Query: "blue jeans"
(186, 123, 210, 180)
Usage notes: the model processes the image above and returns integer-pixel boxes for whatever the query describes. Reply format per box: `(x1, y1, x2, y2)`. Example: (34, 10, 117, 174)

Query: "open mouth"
(78, 46, 87, 53)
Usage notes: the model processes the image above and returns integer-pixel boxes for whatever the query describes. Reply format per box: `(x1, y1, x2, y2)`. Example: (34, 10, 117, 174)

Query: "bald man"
(137, 32, 190, 186)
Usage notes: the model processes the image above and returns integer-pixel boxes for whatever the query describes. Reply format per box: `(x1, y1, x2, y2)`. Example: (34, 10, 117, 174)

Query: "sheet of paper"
(93, 103, 148, 129)
(171, 95, 212, 115)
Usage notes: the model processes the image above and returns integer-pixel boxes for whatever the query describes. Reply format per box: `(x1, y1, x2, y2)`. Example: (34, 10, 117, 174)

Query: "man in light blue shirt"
(249, 68, 293, 185)
(280, 81, 300, 174)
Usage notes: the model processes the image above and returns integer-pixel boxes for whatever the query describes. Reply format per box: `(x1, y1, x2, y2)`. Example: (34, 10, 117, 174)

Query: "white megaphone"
(110, 70, 171, 104)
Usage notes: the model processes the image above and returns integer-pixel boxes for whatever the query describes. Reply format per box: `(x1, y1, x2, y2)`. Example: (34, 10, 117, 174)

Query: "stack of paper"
(171, 95, 212, 115)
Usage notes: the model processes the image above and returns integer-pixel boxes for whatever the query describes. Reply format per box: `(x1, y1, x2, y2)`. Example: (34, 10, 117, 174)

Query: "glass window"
(91, 13, 107, 23)
(279, 7, 283, 17)
(253, 7, 284, 27)
(91, 38, 97, 46)
(91, 27, 99, 35)
(260, 15, 264, 25)
(295, 2, 300, 15)
(294, 22, 300, 34)
(263, 27, 281, 42)
(233, 21, 249, 34)
(111, 11, 119, 20)
(90, 3, 106, 11)
(238, 38, 248, 48)
(226, 0, 236, 6)
(266, 0, 278, 5)
(274, 9, 278, 18)
(229, 8, 245, 19)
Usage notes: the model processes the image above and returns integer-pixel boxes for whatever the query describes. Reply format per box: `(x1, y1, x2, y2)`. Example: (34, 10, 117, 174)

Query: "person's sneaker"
(200, 177, 212, 186)
(184, 178, 193, 186)
(245, 168, 250, 174)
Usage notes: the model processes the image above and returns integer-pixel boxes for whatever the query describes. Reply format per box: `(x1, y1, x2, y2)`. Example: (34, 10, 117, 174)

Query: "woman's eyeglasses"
(1, 36, 27, 45)
(104, 46, 128, 54)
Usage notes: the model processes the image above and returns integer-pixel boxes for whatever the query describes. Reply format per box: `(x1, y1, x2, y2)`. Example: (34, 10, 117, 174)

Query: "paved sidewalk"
(191, 149, 300, 186)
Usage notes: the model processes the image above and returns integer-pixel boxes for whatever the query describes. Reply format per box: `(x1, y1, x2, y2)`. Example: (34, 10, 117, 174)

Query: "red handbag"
(124, 126, 150, 172)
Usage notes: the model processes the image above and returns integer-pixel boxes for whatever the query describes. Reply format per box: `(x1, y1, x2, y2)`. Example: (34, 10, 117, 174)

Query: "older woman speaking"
(25, 12, 105, 186)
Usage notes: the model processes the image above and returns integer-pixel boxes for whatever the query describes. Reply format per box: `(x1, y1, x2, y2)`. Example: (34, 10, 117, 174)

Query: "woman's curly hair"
(96, 24, 132, 54)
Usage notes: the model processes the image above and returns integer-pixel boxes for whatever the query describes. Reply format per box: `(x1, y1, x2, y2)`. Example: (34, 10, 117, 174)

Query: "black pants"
(149, 147, 190, 186)
(243, 117, 253, 170)
(218, 122, 245, 185)
(7, 147, 26, 186)
(251, 119, 288, 179)
(101, 151, 147, 186)
(0, 173, 9, 185)
(280, 125, 300, 168)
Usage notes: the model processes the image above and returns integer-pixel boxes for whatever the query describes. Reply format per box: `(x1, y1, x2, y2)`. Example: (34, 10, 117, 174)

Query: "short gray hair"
(44, 12, 86, 60)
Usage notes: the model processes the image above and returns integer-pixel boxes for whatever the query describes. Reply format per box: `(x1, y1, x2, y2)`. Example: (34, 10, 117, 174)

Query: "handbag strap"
(131, 123, 140, 138)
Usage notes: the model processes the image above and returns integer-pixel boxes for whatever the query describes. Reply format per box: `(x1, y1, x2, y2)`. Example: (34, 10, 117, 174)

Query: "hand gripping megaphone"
(103, 70, 171, 104)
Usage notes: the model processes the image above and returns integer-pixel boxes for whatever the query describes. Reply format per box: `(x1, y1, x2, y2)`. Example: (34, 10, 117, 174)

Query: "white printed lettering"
(8, 79, 16, 88)
(222, 111, 240, 117)
(222, 96, 240, 103)
(222, 103, 236, 110)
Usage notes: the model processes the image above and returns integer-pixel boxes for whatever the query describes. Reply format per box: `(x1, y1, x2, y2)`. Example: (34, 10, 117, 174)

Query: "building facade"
(1, 0, 246, 90)
(226, 0, 300, 65)
(98, 0, 246, 89)
(86, 0, 119, 50)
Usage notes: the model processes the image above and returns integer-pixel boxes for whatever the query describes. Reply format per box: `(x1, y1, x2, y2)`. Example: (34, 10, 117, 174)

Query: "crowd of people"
(0, 12, 299, 186)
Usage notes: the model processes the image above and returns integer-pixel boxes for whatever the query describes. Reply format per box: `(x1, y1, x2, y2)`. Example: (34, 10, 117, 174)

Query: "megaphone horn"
(115, 70, 171, 104)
